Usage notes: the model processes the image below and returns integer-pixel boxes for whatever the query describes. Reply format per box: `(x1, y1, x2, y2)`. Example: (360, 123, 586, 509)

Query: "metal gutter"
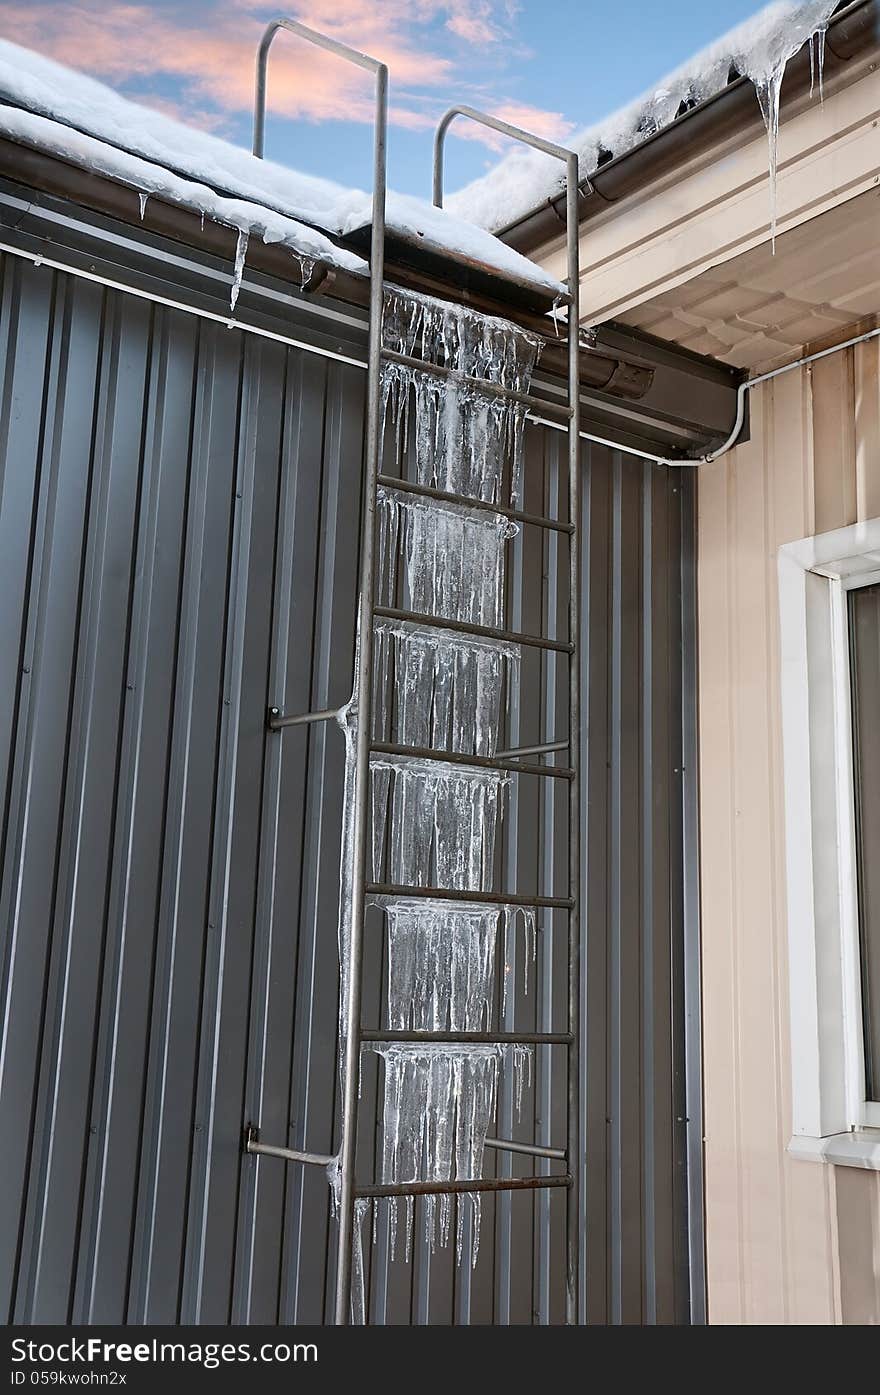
(0, 153, 746, 456)
(0, 196, 747, 460)
(531, 322, 880, 469)
(0, 156, 744, 455)
(499, 0, 879, 256)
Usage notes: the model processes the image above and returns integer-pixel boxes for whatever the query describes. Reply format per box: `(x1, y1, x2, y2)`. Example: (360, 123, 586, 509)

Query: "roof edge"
(498, 0, 879, 256)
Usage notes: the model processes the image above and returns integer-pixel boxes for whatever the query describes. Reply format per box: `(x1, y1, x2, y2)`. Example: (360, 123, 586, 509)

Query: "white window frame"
(779, 518, 880, 1168)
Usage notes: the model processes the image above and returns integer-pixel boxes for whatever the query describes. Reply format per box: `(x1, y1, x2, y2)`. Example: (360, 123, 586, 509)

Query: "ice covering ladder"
(248, 18, 582, 1326)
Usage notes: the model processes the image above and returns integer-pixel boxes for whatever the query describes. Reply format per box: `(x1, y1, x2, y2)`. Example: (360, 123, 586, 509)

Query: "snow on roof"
(0, 104, 368, 290)
(448, 0, 841, 233)
(0, 38, 564, 300)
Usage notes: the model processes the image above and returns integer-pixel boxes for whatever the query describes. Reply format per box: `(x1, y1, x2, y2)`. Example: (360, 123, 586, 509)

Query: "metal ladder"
(248, 18, 582, 1326)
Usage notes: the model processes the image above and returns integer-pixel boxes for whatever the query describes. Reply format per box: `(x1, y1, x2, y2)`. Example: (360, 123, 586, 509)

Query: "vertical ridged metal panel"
(698, 346, 880, 1326)
(0, 250, 699, 1325)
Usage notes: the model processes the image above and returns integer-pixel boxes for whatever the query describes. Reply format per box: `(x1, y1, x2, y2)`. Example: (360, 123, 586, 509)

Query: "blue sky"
(0, 1, 778, 197)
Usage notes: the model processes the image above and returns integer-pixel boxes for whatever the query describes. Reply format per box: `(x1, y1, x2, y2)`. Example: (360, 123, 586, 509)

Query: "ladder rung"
(361, 1030, 572, 1045)
(376, 475, 573, 534)
(381, 347, 575, 420)
(369, 741, 573, 780)
(355, 1174, 571, 1199)
(373, 606, 573, 654)
(366, 883, 573, 910)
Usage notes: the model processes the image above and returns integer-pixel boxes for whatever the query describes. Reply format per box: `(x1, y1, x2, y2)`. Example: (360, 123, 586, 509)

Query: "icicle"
(380, 362, 531, 507)
(371, 756, 509, 892)
(388, 1194, 399, 1263)
(298, 253, 316, 290)
(742, 4, 840, 253)
(137, 191, 148, 220)
(334, 623, 362, 1056)
(350, 1198, 371, 1325)
(371, 622, 389, 745)
(501, 909, 512, 1019)
(499, 906, 538, 1017)
(755, 65, 785, 253)
(382, 286, 541, 392)
(380, 287, 541, 508)
(369, 1042, 531, 1266)
(513, 1042, 532, 1121)
(325, 1154, 342, 1216)
(200, 209, 206, 232)
(404, 1195, 414, 1262)
(372, 619, 519, 758)
(377, 897, 501, 1031)
(376, 489, 516, 628)
(370, 762, 391, 882)
(816, 25, 826, 103)
(230, 227, 249, 311)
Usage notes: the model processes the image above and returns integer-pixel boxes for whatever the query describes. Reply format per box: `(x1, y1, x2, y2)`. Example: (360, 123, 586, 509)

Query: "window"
(849, 581, 880, 1105)
(778, 519, 880, 1166)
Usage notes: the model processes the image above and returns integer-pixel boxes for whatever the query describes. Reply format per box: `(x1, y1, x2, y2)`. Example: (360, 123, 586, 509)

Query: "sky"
(0, 1, 781, 198)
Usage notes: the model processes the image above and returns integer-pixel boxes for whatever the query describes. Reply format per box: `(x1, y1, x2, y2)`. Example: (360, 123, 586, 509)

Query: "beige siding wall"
(698, 335, 880, 1324)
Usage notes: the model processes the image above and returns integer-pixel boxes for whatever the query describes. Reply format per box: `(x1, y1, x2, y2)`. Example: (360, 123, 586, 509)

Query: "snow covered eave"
(0, 138, 748, 456)
(0, 37, 565, 315)
(498, 0, 878, 257)
(0, 122, 572, 335)
(0, 132, 365, 310)
(340, 191, 568, 315)
(0, 102, 372, 309)
(0, 124, 579, 354)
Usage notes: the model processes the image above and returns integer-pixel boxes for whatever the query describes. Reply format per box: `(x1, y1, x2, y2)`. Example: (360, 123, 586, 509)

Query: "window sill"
(789, 1132, 880, 1170)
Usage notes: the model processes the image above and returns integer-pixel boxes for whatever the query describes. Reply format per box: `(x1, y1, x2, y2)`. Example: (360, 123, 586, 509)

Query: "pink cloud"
(489, 101, 575, 142)
(0, 1, 454, 127)
(446, 101, 575, 152)
(445, 2, 508, 46)
(0, 0, 574, 158)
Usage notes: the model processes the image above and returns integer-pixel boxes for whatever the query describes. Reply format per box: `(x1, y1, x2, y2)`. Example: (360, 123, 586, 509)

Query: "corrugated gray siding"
(0, 249, 698, 1325)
